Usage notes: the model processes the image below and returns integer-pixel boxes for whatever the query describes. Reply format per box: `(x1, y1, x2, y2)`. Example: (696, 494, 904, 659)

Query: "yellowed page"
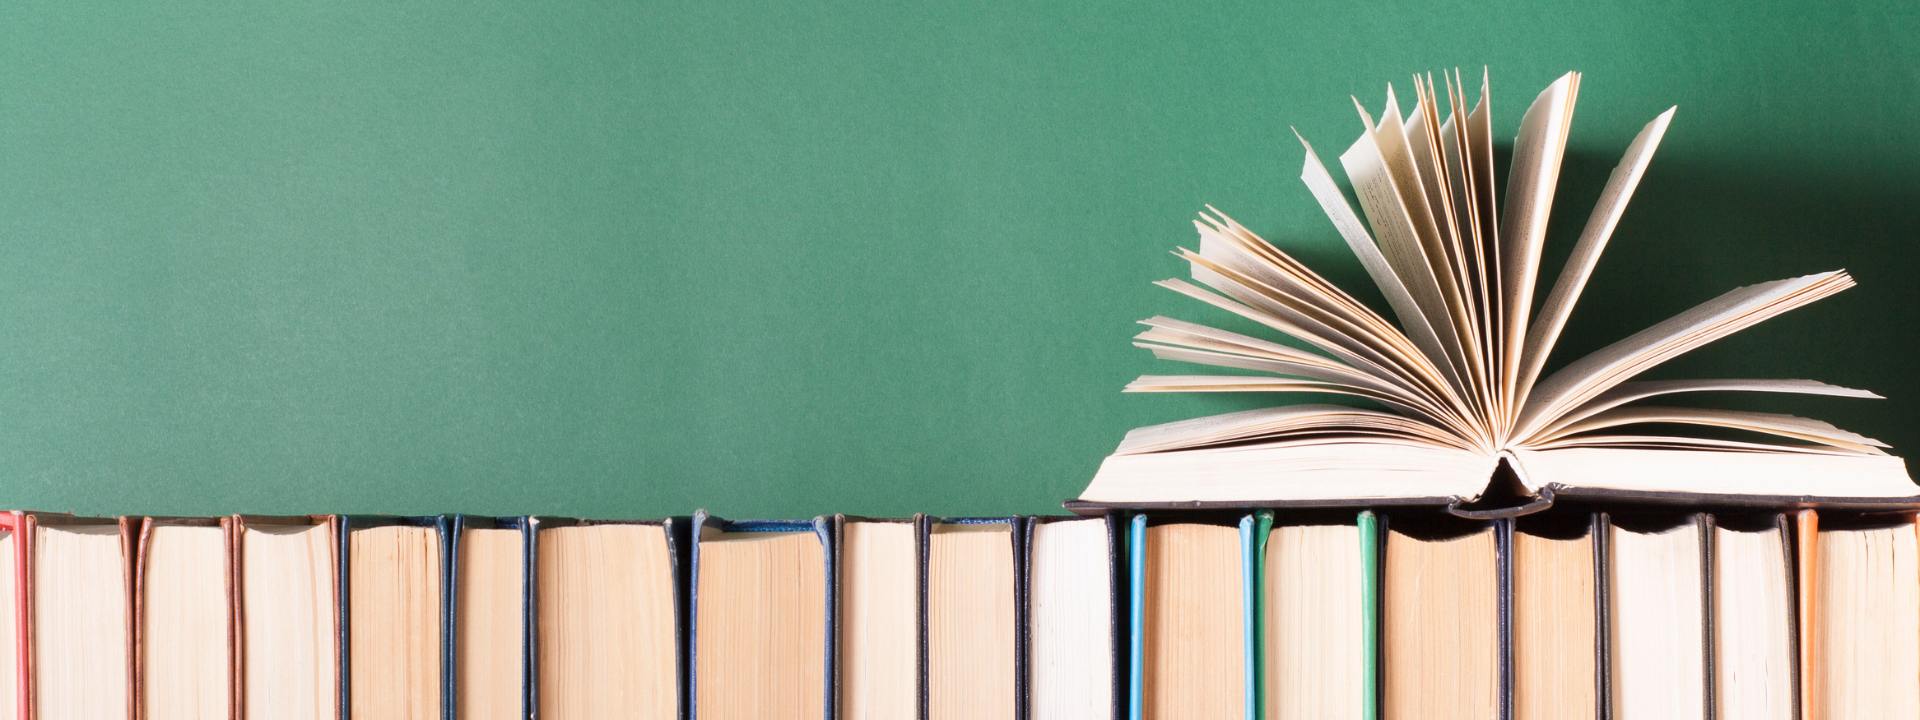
(1516, 271, 1853, 438)
(1339, 102, 1469, 392)
(1498, 72, 1579, 417)
(1295, 132, 1453, 377)
(1525, 378, 1876, 443)
(1516, 108, 1674, 404)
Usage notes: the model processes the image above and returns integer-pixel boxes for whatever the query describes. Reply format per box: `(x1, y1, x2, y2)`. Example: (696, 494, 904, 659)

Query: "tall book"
(1380, 515, 1501, 720)
(1710, 513, 1795, 720)
(0, 512, 18, 720)
(1129, 513, 1260, 720)
(833, 515, 920, 720)
(1261, 511, 1376, 720)
(1071, 69, 1915, 513)
(1, 514, 136, 720)
(923, 517, 1023, 720)
(233, 515, 337, 720)
(531, 517, 685, 720)
(336, 515, 450, 720)
(1024, 515, 1122, 720)
(1510, 512, 1598, 720)
(133, 516, 235, 720)
(1795, 510, 1919, 719)
(447, 516, 531, 720)
(1602, 513, 1710, 720)
(690, 512, 831, 720)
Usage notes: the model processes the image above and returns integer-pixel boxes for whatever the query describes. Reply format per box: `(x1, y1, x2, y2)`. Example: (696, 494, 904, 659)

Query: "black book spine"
(1496, 517, 1515, 720)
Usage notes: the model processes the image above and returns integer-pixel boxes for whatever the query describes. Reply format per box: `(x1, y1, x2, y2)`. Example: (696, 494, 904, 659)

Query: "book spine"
(1013, 517, 1031, 720)
(916, 514, 930, 720)
(815, 516, 836, 720)
(1238, 514, 1256, 720)
(1357, 510, 1379, 720)
(1773, 513, 1800, 720)
(524, 517, 544, 720)
(120, 516, 137, 720)
(1496, 517, 1514, 720)
(334, 515, 350, 720)
(1698, 513, 1716, 720)
(1127, 514, 1145, 720)
(1594, 512, 1613, 720)
(1250, 510, 1272, 720)
(1794, 509, 1819, 720)
(441, 517, 461, 720)
(1105, 513, 1124, 720)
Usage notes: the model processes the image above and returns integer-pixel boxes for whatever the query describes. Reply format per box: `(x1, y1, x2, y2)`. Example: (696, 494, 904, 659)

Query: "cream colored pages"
(1509, 447, 1913, 497)
(35, 525, 130, 720)
(1465, 70, 1499, 266)
(1712, 526, 1792, 720)
(1497, 72, 1579, 405)
(1515, 108, 1674, 403)
(243, 524, 337, 720)
(1086, 439, 1492, 503)
(1132, 317, 1439, 411)
(350, 526, 443, 720)
(541, 524, 677, 720)
(1184, 255, 1409, 387)
(1383, 528, 1496, 720)
(1111, 404, 1465, 455)
(1142, 524, 1243, 720)
(1512, 529, 1595, 720)
(1517, 271, 1854, 438)
(1404, 93, 1482, 382)
(1542, 407, 1884, 452)
(1528, 379, 1877, 442)
(1815, 522, 1920, 719)
(1177, 240, 1449, 405)
(694, 531, 826, 720)
(1152, 278, 1417, 393)
(1371, 88, 1475, 363)
(0, 531, 12, 720)
(1188, 210, 1447, 388)
(841, 522, 918, 720)
(1609, 522, 1705, 720)
(1030, 520, 1112, 720)
(456, 528, 524, 720)
(144, 526, 231, 720)
(1340, 104, 1467, 389)
(929, 524, 1016, 720)
(1295, 134, 1449, 374)
(1265, 524, 1362, 720)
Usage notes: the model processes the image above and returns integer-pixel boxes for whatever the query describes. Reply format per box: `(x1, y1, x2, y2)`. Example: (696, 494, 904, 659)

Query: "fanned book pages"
(1073, 69, 1917, 513)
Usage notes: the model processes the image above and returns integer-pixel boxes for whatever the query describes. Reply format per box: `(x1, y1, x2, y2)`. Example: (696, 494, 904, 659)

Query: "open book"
(1072, 70, 1917, 514)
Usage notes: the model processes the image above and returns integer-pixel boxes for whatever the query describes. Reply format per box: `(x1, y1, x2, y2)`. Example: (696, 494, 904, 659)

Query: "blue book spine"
(1128, 514, 1146, 720)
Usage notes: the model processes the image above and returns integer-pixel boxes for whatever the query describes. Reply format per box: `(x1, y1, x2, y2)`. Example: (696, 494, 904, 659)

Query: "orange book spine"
(1795, 509, 1819, 720)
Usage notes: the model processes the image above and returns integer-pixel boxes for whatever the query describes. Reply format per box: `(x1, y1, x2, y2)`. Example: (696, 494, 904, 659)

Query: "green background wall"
(0, 0, 1913, 518)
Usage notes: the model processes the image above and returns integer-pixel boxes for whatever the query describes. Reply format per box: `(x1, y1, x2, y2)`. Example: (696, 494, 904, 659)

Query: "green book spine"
(1358, 510, 1380, 720)
(1251, 510, 1273, 720)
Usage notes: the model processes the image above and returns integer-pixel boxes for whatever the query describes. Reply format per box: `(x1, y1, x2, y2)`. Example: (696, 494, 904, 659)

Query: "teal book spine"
(1358, 510, 1379, 720)
(1127, 513, 1146, 720)
(1247, 510, 1272, 720)
(1240, 514, 1256, 720)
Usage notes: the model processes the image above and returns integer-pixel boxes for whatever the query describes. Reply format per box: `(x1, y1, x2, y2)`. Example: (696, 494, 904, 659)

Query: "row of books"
(1, 507, 1914, 720)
